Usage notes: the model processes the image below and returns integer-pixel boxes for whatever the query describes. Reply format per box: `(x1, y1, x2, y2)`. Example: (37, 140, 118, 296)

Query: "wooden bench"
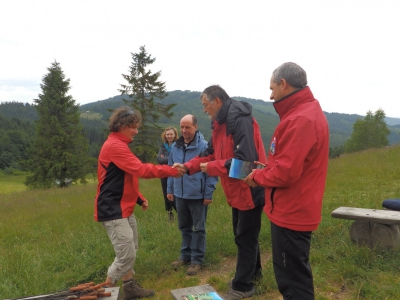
(331, 206, 400, 225)
(331, 206, 400, 249)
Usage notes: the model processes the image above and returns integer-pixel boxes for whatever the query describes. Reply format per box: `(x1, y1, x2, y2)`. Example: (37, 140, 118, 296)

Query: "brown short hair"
(108, 106, 142, 132)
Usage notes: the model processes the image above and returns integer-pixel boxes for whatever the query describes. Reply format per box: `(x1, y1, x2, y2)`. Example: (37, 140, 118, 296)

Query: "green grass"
(0, 171, 28, 194)
(1, 145, 400, 299)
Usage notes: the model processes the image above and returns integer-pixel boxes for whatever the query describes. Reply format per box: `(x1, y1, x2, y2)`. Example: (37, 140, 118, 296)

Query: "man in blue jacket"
(167, 114, 218, 276)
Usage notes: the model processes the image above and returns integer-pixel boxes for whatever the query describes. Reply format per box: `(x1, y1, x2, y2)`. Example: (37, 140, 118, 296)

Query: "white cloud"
(1, 0, 399, 117)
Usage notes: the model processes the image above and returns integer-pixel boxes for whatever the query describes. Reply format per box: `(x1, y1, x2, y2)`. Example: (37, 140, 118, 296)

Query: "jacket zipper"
(181, 147, 187, 196)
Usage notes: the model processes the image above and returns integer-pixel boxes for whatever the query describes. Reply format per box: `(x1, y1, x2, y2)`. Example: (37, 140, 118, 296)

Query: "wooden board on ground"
(171, 284, 222, 300)
(6, 287, 121, 300)
(331, 206, 400, 225)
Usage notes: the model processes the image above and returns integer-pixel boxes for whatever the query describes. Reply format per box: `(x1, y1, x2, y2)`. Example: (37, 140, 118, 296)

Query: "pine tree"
(119, 46, 175, 162)
(345, 109, 390, 153)
(25, 61, 90, 188)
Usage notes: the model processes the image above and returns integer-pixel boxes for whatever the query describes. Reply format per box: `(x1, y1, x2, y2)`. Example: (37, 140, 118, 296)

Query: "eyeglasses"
(202, 100, 213, 108)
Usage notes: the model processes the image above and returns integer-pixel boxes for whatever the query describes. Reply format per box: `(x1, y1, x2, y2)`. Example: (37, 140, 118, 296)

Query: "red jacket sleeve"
(184, 155, 212, 175)
(110, 142, 178, 178)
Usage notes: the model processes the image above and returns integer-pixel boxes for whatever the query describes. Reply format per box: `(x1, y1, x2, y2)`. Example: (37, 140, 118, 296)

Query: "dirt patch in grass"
(195, 251, 284, 300)
(195, 251, 351, 300)
(197, 251, 271, 285)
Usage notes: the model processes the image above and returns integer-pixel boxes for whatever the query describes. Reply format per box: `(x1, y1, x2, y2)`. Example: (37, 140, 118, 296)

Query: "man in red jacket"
(245, 62, 329, 299)
(95, 106, 183, 300)
(177, 85, 267, 300)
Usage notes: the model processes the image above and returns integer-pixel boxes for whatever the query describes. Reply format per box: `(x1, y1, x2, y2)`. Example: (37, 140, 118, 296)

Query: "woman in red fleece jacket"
(94, 106, 181, 300)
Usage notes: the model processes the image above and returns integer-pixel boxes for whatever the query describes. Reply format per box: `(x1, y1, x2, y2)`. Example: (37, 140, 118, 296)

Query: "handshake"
(171, 162, 209, 178)
(171, 163, 188, 177)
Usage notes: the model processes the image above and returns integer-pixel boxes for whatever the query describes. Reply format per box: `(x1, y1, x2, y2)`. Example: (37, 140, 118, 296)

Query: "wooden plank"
(331, 206, 400, 225)
(104, 287, 121, 300)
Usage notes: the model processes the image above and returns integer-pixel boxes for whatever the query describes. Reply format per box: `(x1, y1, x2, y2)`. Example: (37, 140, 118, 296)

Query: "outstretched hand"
(172, 163, 188, 177)
(200, 162, 208, 173)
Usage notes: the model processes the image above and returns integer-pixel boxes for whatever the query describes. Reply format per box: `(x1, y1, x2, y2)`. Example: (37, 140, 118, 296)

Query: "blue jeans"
(175, 197, 208, 264)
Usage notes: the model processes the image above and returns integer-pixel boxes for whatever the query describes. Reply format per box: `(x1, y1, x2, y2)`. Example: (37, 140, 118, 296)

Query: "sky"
(1, 0, 400, 118)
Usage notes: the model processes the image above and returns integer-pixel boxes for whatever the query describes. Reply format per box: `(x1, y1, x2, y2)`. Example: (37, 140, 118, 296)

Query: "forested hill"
(0, 102, 38, 121)
(78, 91, 279, 145)
(1, 90, 400, 150)
(77, 90, 400, 148)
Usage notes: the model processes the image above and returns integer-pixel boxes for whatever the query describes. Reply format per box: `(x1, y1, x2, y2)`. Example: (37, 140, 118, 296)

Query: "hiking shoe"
(171, 258, 190, 269)
(228, 278, 261, 288)
(122, 280, 155, 299)
(186, 264, 201, 276)
(222, 287, 255, 299)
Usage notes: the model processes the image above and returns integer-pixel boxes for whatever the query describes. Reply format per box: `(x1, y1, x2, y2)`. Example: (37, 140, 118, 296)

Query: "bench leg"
(349, 221, 400, 249)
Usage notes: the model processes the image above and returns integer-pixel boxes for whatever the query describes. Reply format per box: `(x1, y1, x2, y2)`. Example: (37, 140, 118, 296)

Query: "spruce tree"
(119, 46, 175, 162)
(25, 61, 89, 188)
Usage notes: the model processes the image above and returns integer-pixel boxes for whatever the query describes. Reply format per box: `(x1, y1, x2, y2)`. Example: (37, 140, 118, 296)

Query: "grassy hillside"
(1, 145, 400, 299)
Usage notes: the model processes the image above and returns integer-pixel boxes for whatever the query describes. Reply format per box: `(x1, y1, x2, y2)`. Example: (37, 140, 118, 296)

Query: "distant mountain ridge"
(78, 90, 400, 148)
(1, 90, 400, 148)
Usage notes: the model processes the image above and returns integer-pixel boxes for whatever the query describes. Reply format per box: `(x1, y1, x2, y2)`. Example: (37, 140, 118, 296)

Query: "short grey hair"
(201, 85, 230, 103)
(272, 62, 307, 89)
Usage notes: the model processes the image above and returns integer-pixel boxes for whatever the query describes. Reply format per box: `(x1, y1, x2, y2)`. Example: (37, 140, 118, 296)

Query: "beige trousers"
(102, 214, 138, 283)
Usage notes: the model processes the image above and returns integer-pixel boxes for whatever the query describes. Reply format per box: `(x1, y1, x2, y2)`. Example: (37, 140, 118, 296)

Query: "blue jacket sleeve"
(204, 174, 218, 200)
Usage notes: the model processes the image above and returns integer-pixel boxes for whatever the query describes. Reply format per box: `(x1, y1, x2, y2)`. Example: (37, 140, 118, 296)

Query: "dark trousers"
(160, 178, 176, 212)
(271, 221, 314, 300)
(231, 205, 263, 292)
